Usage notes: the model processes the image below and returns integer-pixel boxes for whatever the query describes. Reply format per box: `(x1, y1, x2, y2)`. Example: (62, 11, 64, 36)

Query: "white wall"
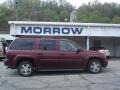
(9, 21, 120, 37)
(0, 34, 16, 40)
(90, 37, 120, 57)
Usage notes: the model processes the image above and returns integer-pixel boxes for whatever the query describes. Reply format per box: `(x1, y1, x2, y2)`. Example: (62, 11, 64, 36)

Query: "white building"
(0, 34, 16, 45)
(8, 21, 120, 57)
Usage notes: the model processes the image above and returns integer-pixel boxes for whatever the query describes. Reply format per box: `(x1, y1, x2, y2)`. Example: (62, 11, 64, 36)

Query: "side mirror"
(76, 49, 81, 53)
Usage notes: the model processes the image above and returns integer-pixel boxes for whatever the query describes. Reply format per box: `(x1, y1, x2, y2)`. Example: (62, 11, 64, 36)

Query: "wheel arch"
(86, 57, 104, 68)
(16, 57, 36, 68)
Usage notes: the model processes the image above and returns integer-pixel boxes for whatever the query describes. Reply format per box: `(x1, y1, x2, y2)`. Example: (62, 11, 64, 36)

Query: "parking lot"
(0, 59, 120, 90)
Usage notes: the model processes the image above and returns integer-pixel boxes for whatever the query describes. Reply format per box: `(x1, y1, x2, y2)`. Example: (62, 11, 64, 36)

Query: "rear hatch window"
(9, 39, 34, 50)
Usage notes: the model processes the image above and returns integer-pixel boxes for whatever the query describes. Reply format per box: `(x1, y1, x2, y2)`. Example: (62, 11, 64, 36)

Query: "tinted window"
(9, 39, 34, 50)
(60, 40, 78, 52)
(39, 40, 56, 51)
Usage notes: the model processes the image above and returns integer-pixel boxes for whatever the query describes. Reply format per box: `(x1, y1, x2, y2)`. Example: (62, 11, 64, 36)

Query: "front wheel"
(18, 61, 34, 77)
(88, 59, 102, 74)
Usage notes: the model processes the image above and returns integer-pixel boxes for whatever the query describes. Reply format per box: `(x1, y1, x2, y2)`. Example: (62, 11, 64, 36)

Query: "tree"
(59, 10, 70, 21)
(0, 9, 6, 27)
(0, 0, 120, 32)
(112, 16, 120, 24)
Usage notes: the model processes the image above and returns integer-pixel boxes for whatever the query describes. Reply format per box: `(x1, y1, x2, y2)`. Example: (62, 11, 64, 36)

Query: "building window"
(93, 40, 101, 47)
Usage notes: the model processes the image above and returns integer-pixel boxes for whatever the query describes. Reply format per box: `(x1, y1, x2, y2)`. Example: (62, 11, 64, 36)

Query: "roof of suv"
(18, 36, 67, 41)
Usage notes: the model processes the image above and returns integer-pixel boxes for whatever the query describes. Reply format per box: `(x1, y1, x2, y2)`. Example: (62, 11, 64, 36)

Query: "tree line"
(0, 0, 120, 31)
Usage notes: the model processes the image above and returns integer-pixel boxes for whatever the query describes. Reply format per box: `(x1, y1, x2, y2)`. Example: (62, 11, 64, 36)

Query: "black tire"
(88, 59, 102, 74)
(17, 61, 34, 77)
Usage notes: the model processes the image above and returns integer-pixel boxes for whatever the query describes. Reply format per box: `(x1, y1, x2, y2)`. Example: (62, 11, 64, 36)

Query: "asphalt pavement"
(0, 59, 120, 90)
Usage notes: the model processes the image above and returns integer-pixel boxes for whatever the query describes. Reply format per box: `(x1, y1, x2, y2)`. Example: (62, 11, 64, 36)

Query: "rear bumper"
(4, 59, 15, 69)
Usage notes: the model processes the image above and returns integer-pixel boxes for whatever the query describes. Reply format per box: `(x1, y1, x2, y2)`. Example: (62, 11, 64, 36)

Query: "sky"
(0, 0, 120, 8)
(66, 0, 120, 8)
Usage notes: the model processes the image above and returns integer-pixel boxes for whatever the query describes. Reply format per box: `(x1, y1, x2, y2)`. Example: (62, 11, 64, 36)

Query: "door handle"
(38, 53, 43, 55)
(60, 53, 65, 55)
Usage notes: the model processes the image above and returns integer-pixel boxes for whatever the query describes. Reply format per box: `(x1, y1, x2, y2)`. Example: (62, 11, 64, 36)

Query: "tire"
(88, 59, 102, 74)
(17, 61, 34, 77)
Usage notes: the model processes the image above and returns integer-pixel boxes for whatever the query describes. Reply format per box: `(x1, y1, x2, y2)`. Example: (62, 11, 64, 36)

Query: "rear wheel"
(88, 59, 102, 74)
(18, 61, 34, 77)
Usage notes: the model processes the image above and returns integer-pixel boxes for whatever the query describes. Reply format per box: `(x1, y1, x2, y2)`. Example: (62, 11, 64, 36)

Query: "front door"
(58, 40, 84, 69)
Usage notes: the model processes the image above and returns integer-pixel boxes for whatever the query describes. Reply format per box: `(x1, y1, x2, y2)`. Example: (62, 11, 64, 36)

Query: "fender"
(84, 54, 106, 68)
(13, 55, 38, 68)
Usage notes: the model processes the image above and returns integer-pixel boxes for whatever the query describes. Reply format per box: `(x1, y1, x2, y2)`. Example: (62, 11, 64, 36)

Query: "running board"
(37, 69, 84, 72)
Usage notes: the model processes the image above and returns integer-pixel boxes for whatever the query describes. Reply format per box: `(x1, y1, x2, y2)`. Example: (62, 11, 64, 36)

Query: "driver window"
(60, 40, 78, 52)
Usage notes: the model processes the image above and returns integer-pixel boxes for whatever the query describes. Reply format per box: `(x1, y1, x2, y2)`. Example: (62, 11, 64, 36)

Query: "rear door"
(37, 40, 59, 69)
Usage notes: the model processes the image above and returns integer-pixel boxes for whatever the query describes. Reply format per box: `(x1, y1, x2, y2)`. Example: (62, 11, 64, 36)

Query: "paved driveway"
(0, 59, 120, 90)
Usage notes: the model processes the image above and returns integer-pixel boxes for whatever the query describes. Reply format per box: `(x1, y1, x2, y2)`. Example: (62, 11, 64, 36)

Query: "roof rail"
(18, 35, 61, 39)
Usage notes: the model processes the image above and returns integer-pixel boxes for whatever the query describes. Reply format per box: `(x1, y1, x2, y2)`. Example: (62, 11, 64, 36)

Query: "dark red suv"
(4, 37, 108, 76)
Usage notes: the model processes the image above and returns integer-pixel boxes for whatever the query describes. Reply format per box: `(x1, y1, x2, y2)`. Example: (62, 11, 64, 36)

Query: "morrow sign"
(21, 26, 83, 35)
(9, 21, 120, 37)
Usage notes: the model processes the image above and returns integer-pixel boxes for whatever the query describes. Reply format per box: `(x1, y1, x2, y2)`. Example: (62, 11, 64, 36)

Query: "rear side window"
(9, 39, 34, 50)
(39, 40, 56, 51)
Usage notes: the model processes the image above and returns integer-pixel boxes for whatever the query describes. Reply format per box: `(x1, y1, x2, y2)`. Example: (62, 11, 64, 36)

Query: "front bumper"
(103, 61, 108, 68)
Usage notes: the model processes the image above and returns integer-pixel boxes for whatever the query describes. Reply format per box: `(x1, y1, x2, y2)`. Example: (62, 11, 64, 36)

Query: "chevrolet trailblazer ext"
(4, 37, 108, 77)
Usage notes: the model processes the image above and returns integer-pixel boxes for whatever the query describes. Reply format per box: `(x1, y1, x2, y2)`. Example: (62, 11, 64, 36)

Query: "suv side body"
(4, 37, 108, 76)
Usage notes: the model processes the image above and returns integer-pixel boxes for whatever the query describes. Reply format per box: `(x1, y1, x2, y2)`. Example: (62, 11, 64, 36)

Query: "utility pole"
(15, 0, 19, 21)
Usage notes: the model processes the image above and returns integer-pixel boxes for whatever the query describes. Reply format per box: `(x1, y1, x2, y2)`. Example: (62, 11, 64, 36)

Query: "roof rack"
(18, 35, 61, 39)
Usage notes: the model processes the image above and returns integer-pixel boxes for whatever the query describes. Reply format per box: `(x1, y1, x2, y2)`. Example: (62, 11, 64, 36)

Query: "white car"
(90, 47, 110, 59)
(0, 38, 8, 60)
